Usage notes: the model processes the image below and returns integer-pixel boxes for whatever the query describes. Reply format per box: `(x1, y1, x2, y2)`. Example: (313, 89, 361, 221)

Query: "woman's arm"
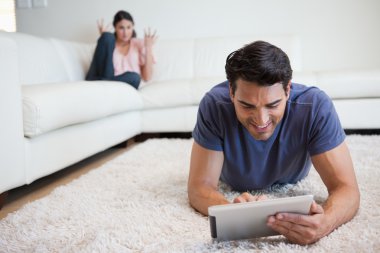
(97, 18, 112, 35)
(141, 28, 157, 82)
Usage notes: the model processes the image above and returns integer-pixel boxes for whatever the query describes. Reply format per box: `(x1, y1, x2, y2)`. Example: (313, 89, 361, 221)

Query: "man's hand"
(233, 192, 267, 203)
(267, 201, 331, 245)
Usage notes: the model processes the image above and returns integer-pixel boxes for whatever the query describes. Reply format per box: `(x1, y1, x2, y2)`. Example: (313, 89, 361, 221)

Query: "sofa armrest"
(0, 36, 25, 194)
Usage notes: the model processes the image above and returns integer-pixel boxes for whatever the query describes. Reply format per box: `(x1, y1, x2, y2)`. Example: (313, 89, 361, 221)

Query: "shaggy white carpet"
(0, 135, 379, 252)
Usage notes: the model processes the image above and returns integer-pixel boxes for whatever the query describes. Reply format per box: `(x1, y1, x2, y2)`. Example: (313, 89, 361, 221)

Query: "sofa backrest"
(0, 31, 93, 86)
(1, 31, 301, 86)
(195, 35, 301, 78)
(50, 38, 94, 82)
(151, 39, 195, 82)
(151, 35, 302, 82)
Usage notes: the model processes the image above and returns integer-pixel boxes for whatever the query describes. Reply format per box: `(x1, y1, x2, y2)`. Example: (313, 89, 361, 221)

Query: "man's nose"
(254, 109, 269, 125)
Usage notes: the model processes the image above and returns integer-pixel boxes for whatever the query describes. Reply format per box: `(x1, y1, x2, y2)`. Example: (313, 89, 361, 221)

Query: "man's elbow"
(187, 184, 208, 215)
(344, 184, 361, 219)
(353, 186, 361, 213)
(187, 185, 198, 210)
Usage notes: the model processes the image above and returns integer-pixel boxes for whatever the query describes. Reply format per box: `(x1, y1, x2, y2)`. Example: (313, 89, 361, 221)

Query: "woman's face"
(115, 19, 134, 43)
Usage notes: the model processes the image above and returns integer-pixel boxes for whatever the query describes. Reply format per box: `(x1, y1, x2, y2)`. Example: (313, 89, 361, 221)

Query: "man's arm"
(267, 141, 360, 244)
(188, 141, 269, 215)
(312, 141, 360, 230)
(187, 141, 228, 215)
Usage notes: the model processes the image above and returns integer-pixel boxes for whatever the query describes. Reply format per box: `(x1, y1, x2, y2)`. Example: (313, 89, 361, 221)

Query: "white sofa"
(1, 31, 379, 202)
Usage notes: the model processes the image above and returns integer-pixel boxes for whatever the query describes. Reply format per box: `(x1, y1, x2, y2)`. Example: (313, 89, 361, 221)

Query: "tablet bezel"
(208, 195, 314, 241)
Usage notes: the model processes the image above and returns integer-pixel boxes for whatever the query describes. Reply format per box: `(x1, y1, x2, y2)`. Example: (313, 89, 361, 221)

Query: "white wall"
(16, 0, 380, 72)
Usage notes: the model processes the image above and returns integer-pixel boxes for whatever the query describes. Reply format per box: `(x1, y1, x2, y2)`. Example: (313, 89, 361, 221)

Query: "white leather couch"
(1, 31, 379, 198)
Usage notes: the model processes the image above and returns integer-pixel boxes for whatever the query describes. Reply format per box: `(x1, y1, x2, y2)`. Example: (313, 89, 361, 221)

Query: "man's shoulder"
(201, 81, 231, 106)
(193, 81, 233, 151)
(289, 83, 330, 106)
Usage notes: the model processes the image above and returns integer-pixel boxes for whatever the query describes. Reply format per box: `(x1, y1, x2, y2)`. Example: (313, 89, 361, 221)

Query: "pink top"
(113, 38, 146, 76)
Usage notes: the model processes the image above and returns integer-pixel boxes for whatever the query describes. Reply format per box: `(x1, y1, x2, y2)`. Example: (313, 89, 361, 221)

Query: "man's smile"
(250, 121, 272, 132)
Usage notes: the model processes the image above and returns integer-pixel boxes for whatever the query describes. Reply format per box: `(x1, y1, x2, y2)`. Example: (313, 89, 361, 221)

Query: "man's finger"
(233, 192, 252, 203)
(233, 193, 267, 203)
(257, 195, 268, 201)
(275, 226, 308, 245)
(233, 196, 245, 203)
(274, 212, 313, 227)
(267, 218, 308, 242)
(309, 201, 324, 215)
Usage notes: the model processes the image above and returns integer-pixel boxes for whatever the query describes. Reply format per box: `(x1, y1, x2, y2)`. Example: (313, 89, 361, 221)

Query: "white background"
(16, 0, 380, 72)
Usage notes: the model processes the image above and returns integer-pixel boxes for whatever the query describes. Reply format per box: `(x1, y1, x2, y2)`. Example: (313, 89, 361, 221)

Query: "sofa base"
(24, 111, 141, 185)
(344, 129, 380, 135)
(135, 132, 192, 142)
(0, 191, 8, 210)
(334, 98, 380, 129)
(142, 106, 198, 133)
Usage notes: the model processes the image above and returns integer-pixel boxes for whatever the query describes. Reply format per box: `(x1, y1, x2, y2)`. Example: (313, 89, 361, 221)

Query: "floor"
(0, 142, 133, 220)
(1, 130, 375, 220)
(0, 133, 193, 220)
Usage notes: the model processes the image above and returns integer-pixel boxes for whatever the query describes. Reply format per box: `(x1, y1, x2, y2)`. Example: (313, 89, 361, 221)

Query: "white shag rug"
(0, 135, 379, 252)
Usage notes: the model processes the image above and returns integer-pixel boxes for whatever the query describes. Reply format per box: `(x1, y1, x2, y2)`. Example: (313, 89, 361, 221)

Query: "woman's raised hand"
(144, 27, 158, 49)
(97, 18, 112, 35)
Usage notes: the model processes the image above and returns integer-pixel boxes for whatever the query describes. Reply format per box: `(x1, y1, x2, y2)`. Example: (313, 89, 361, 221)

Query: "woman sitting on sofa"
(86, 10, 157, 89)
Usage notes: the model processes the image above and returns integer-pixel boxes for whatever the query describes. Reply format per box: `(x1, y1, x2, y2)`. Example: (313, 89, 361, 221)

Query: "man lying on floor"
(187, 40, 360, 245)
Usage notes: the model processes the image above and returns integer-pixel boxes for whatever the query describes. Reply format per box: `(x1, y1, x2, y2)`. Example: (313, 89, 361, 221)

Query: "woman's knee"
(126, 72, 141, 89)
(116, 72, 141, 89)
(98, 32, 115, 44)
(129, 72, 141, 83)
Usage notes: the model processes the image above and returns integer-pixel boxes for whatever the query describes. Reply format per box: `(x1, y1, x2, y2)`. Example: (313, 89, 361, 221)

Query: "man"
(187, 41, 360, 245)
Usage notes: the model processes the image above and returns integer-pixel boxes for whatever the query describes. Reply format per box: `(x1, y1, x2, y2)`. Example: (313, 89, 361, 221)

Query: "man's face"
(230, 79, 290, 141)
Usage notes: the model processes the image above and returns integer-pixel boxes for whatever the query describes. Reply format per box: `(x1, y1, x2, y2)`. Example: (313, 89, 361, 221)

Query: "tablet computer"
(208, 194, 313, 241)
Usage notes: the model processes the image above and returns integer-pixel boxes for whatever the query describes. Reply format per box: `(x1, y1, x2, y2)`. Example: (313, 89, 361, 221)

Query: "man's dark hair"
(225, 40, 292, 94)
(113, 10, 137, 38)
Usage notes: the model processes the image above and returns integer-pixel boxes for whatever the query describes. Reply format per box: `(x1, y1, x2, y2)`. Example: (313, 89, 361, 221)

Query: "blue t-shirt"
(192, 81, 345, 191)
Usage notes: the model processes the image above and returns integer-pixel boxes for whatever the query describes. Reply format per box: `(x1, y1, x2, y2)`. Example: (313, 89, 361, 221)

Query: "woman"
(86, 10, 157, 89)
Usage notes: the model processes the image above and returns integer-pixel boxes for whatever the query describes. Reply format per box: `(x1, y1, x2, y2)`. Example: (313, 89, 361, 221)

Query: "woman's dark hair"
(225, 40, 292, 95)
(113, 10, 137, 38)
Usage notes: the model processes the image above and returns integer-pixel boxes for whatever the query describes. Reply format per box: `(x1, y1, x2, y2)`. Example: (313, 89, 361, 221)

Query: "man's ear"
(229, 84, 234, 102)
(286, 81, 291, 99)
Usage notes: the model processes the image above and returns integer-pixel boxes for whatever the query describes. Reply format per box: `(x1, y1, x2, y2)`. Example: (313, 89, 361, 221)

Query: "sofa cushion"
(141, 77, 230, 109)
(0, 32, 69, 86)
(292, 71, 318, 86)
(193, 35, 302, 79)
(151, 39, 195, 82)
(316, 69, 380, 99)
(22, 81, 143, 137)
(191, 77, 227, 104)
(139, 80, 193, 109)
(50, 38, 95, 82)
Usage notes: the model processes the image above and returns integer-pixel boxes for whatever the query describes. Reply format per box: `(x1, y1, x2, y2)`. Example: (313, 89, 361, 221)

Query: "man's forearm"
(323, 184, 360, 234)
(188, 185, 229, 215)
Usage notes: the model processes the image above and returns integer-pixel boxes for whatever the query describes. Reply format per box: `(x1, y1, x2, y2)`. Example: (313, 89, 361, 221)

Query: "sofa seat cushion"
(140, 77, 227, 109)
(22, 81, 143, 138)
(290, 70, 380, 99)
(316, 69, 380, 99)
(139, 80, 194, 109)
(191, 77, 227, 104)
